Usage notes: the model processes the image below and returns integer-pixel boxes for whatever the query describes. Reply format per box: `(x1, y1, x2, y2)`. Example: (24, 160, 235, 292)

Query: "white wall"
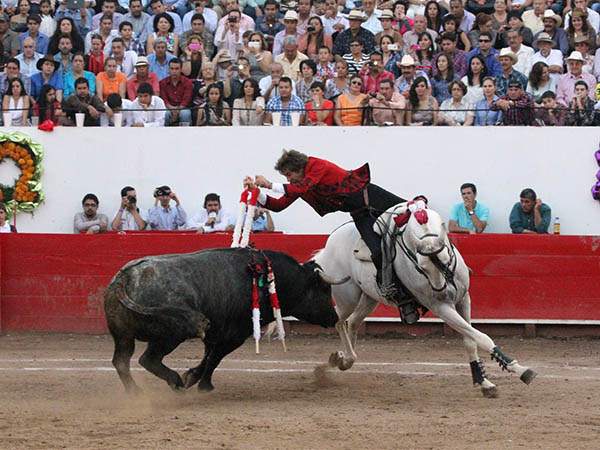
(3, 126, 600, 235)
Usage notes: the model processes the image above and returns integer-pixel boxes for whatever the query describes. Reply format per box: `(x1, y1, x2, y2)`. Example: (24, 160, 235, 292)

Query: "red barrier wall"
(0, 233, 599, 334)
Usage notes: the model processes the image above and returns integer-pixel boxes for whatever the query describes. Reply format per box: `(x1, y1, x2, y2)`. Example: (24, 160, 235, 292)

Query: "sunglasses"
(351, 81, 362, 85)
(479, 39, 491, 43)
(350, 43, 362, 47)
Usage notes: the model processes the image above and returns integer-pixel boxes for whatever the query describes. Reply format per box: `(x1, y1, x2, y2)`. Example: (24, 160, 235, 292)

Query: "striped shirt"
(342, 53, 370, 75)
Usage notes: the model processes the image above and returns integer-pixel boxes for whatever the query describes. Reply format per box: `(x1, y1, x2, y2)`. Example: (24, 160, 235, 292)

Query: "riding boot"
(373, 253, 410, 303)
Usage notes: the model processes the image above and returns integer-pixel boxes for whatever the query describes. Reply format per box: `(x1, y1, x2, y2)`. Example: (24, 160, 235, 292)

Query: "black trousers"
(342, 184, 406, 271)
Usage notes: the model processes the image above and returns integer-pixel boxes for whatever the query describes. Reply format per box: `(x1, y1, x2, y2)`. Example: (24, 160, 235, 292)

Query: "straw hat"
(378, 9, 394, 20)
(397, 54, 416, 67)
(134, 55, 149, 67)
(496, 47, 518, 64)
(283, 10, 298, 21)
(216, 49, 233, 63)
(346, 9, 367, 21)
(533, 32, 555, 46)
(542, 9, 562, 27)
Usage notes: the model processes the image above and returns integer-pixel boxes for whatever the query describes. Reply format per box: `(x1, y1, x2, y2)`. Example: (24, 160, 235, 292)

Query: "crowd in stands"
(1, 0, 600, 126)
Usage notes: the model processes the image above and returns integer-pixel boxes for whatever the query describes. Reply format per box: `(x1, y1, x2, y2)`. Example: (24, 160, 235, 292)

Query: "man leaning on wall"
(509, 188, 551, 234)
(74, 193, 109, 234)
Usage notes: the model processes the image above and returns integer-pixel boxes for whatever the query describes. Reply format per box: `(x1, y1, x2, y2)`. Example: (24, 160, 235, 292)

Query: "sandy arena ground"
(0, 332, 598, 449)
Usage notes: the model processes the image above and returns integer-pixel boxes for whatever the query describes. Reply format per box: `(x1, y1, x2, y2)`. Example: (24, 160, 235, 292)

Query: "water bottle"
(553, 217, 560, 235)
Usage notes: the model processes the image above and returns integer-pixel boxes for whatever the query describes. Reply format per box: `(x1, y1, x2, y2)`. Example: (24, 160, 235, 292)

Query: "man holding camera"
(215, 9, 244, 62)
(148, 185, 187, 230)
(368, 78, 405, 125)
(359, 52, 394, 94)
(187, 193, 234, 234)
(111, 186, 148, 231)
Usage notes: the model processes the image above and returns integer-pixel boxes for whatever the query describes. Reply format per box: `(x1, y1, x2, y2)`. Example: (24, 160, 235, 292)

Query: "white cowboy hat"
(345, 9, 367, 21)
(283, 10, 298, 21)
(496, 47, 518, 64)
(542, 9, 562, 27)
(397, 54, 416, 67)
(533, 32, 556, 46)
(566, 51, 585, 62)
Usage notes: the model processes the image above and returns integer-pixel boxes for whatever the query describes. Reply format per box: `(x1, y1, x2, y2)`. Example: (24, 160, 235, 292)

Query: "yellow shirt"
(274, 51, 309, 83)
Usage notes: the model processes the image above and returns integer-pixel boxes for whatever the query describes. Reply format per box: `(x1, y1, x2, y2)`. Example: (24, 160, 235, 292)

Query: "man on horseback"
(244, 149, 421, 324)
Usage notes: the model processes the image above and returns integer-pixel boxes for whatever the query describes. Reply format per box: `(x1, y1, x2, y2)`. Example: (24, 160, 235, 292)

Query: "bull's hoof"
(197, 381, 214, 392)
(168, 375, 185, 392)
(182, 369, 200, 389)
(481, 386, 499, 398)
(520, 368, 537, 385)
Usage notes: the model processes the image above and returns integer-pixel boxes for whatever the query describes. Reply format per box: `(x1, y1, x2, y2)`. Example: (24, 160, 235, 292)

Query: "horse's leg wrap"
(470, 359, 487, 385)
(490, 347, 514, 371)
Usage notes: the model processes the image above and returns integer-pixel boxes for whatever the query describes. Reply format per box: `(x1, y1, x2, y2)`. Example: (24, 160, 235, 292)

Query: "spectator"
(567, 80, 597, 125)
(342, 37, 370, 75)
(131, 82, 167, 126)
(491, 79, 535, 125)
(319, 0, 348, 35)
(85, 16, 119, 55)
(274, 35, 308, 82)
(0, 202, 16, 233)
(111, 185, 148, 231)
(10, 0, 31, 34)
(223, 54, 250, 104)
(369, 78, 405, 125)
(324, 58, 349, 101)
(433, 32, 468, 78)
(147, 12, 179, 56)
(100, 92, 134, 126)
(431, 53, 457, 104)
(49, 18, 85, 56)
(30, 54, 63, 102)
(91, 0, 123, 31)
(64, 53, 96, 99)
(536, 90, 567, 125)
(273, 10, 301, 57)
(38, 0, 55, 38)
(187, 192, 234, 233)
(531, 32, 563, 83)
(110, 37, 136, 78)
(244, 32, 272, 81)
(392, 2, 414, 35)
(159, 58, 193, 125)
(53, 34, 74, 76)
(232, 77, 265, 125)
(117, 21, 145, 57)
(2, 78, 30, 126)
(495, 47, 528, 96)
(508, 0, 532, 13)
(573, 37, 594, 74)
(19, 14, 49, 55)
(74, 193, 108, 234)
(361, 0, 382, 35)
(467, 13, 498, 50)
(375, 10, 402, 48)
(556, 51, 596, 106)
(449, 183, 489, 234)
(506, 28, 534, 76)
(54, 2, 92, 38)
(127, 55, 160, 99)
(16, 36, 42, 77)
(96, 56, 127, 101)
(304, 80, 334, 125)
(439, 79, 474, 126)
(491, 0, 509, 31)
(213, 48, 235, 80)
(526, 61, 556, 103)
(85, 34, 105, 76)
(564, 0, 600, 34)
(394, 54, 429, 97)
(147, 36, 176, 81)
(408, 31, 437, 77)
(0, 13, 21, 57)
(298, 16, 332, 60)
(462, 54, 487, 104)
(467, 30, 501, 76)
(148, 185, 187, 230)
(62, 77, 106, 126)
(468, 0, 495, 16)
(441, 14, 471, 52)
(380, 35, 403, 78)
(143, 0, 183, 43)
(509, 188, 551, 234)
(332, 9, 376, 56)
(405, 75, 438, 125)
(402, 14, 437, 54)
(213, 0, 255, 37)
(425, 1, 442, 33)
(123, 0, 151, 39)
(521, 0, 546, 36)
(180, 35, 207, 79)
(533, 10, 568, 55)
(359, 51, 394, 95)
(295, 59, 317, 102)
(566, 9, 596, 53)
(255, 0, 285, 41)
(505, 10, 534, 47)
(334, 74, 368, 126)
(180, 14, 213, 59)
(191, 61, 225, 110)
(245, 207, 275, 232)
(197, 82, 231, 125)
(474, 76, 503, 125)
(33, 84, 64, 124)
(448, 0, 475, 34)
(264, 76, 305, 125)
(0, 58, 31, 95)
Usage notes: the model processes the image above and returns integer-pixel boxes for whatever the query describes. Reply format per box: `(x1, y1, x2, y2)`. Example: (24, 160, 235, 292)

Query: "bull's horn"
(315, 268, 350, 285)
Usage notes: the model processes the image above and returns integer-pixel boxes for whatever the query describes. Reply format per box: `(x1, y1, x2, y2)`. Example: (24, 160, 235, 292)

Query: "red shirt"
(305, 99, 334, 126)
(265, 157, 371, 216)
(159, 75, 193, 107)
(127, 72, 160, 100)
(359, 69, 395, 95)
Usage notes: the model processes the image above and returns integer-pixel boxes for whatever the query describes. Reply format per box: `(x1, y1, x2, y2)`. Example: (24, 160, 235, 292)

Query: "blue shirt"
(19, 31, 49, 55)
(495, 69, 528, 97)
(30, 71, 64, 102)
(431, 75, 457, 104)
(147, 53, 176, 81)
(266, 94, 305, 126)
(148, 205, 187, 230)
(63, 71, 96, 98)
(474, 96, 503, 125)
(467, 47, 502, 77)
(450, 202, 490, 232)
(54, 8, 92, 37)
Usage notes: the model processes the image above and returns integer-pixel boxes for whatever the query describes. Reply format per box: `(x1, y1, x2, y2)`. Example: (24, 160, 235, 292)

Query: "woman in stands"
(474, 76, 503, 125)
(182, 35, 207, 79)
(425, 1, 442, 33)
(438, 80, 474, 126)
(197, 83, 231, 126)
(334, 74, 368, 126)
(147, 13, 179, 56)
(325, 58, 349, 102)
(244, 32, 272, 81)
(431, 53, 457, 104)
(405, 75, 439, 125)
(409, 31, 435, 77)
(85, 34, 105, 76)
(462, 54, 487, 104)
(298, 16, 332, 59)
(33, 84, 64, 125)
(566, 9, 596, 52)
(48, 18, 85, 55)
(304, 81, 334, 126)
(441, 14, 471, 51)
(490, 0, 508, 32)
(392, 1, 413, 35)
(2, 78, 30, 126)
(526, 62, 557, 104)
(380, 35, 403, 78)
(96, 57, 127, 102)
(10, 0, 30, 33)
(295, 59, 317, 103)
(467, 13, 498, 50)
(232, 78, 265, 126)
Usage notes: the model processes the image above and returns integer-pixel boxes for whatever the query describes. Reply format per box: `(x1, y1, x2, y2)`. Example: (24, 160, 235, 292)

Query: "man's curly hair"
(274, 150, 310, 173)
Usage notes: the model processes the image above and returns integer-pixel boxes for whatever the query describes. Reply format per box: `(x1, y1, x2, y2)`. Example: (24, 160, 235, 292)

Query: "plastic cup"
(113, 113, 122, 128)
(30, 116, 39, 126)
(3, 112, 12, 127)
(179, 121, 190, 126)
(75, 113, 85, 127)
(290, 112, 301, 126)
(271, 112, 282, 126)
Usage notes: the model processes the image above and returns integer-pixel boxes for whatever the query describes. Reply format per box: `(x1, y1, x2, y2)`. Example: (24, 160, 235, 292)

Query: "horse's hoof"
(328, 351, 342, 367)
(197, 381, 214, 392)
(338, 359, 354, 371)
(182, 369, 199, 389)
(481, 386, 499, 398)
(520, 368, 537, 385)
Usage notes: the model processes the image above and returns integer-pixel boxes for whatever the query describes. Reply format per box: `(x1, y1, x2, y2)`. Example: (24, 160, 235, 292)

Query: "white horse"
(312, 202, 537, 398)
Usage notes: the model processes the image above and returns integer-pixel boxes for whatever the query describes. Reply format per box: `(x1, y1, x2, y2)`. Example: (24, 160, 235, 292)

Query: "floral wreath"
(0, 132, 44, 218)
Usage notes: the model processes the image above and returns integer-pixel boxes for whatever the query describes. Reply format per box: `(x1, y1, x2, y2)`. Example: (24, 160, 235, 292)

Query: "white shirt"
(131, 96, 166, 127)
(214, 13, 255, 40)
(361, 10, 383, 35)
(564, 8, 600, 34)
(259, 76, 297, 98)
(186, 208, 233, 232)
(512, 45, 534, 77)
(460, 11, 475, 34)
(105, 50, 137, 78)
(100, 99, 134, 126)
(16, 52, 43, 78)
(112, 207, 148, 230)
(214, 30, 244, 62)
(0, 222, 12, 233)
(531, 49, 564, 83)
(319, 13, 349, 35)
(85, 29, 120, 54)
(461, 76, 483, 104)
(183, 8, 219, 34)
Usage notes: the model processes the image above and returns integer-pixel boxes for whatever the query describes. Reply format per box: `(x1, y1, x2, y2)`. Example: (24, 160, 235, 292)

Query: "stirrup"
(399, 302, 420, 325)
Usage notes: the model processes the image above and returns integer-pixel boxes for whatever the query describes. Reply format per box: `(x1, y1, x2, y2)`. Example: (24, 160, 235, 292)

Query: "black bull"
(104, 248, 343, 392)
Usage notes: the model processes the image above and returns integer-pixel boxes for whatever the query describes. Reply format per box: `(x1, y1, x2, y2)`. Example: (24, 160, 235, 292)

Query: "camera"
(154, 188, 171, 197)
(127, 195, 136, 203)
(228, 17, 238, 23)
(238, 64, 245, 70)
(369, 92, 377, 98)
(369, 61, 379, 67)
(387, 44, 398, 51)
(307, 25, 315, 32)
(248, 41, 260, 49)
(189, 43, 201, 51)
